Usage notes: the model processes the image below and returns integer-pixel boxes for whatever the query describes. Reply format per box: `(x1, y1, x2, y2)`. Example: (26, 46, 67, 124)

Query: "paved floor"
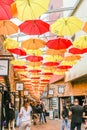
(4, 118, 86, 130)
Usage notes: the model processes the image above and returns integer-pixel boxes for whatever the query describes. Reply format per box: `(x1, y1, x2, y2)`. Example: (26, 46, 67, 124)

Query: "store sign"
(58, 85, 65, 94)
(49, 89, 54, 95)
(16, 82, 24, 91)
(24, 91, 29, 96)
(0, 59, 9, 76)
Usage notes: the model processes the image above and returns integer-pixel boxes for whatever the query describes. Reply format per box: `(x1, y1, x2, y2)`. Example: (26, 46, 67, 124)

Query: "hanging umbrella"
(46, 49, 66, 55)
(82, 22, 87, 33)
(51, 16, 83, 36)
(44, 55, 63, 62)
(46, 38, 72, 50)
(13, 65, 27, 69)
(60, 61, 77, 66)
(14, 0, 50, 20)
(8, 48, 27, 56)
(63, 55, 81, 61)
(54, 69, 66, 75)
(73, 35, 87, 49)
(43, 62, 59, 66)
(57, 65, 72, 69)
(28, 62, 42, 67)
(26, 55, 43, 62)
(0, 20, 18, 35)
(0, 0, 14, 20)
(29, 70, 41, 73)
(3, 38, 19, 50)
(22, 38, 46, 50)
(10, 59, 26, 66)
(69, 47, 87, 54)
(24, 49, 43, 56)
(19, 19, 50, 35)
(41, 72, 53, 75)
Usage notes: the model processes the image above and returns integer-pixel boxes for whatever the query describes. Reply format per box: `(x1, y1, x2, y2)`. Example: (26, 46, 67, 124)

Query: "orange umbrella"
(82, 22, 87, 33)
(63, 55, 81, 61)
(28, 62, 42, 67)
(46, 49, 66, 55)
(21, 38, 46, 50)
(0, 20, 18, 35)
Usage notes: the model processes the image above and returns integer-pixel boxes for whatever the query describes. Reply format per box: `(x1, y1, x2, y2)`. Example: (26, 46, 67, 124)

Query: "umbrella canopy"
(43, 62, 59, 66)
(15, 0, 50, 20)
(0, 20, 18, 35)
(44, 55, 63, 62)
(46, 38, 72, 50)
(21, 38, 46, 50)
(0, 0, 13, 20)
(46, 49, 66, 55)
(82, 22, 87, 33)
(24, 49, 43, 56)
(69, 47, 87, 54)
(3, 38, 19, 50)
(10, 59, 26, 66)
(57, 65, 72, 69)
(51, 16, 83, 36)
(63, 55, 81, 61)
(28, 62, 42, 67)
(26, 55, 43, 62)
(13, 65, 27, 69)
(73, 35, 87, 49)
(8, 48, 26, 56)
(19, 20, 50, 35)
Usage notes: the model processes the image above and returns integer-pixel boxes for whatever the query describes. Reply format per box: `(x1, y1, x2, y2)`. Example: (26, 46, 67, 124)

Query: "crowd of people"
(61, 99, 87, 130)
(2, 97, 87, 130)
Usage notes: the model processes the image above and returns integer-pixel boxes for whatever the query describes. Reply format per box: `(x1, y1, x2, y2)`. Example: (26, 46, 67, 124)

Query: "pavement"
(4, 118, 86, 130)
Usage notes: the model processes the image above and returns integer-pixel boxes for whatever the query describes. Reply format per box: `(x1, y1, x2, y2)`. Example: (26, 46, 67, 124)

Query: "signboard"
(0, 59, 9, 76)
(24, 91, 29, 96)
(58, 85, 65, 94)
(48, 89, 54, 95)
(16, 82, 24, 91)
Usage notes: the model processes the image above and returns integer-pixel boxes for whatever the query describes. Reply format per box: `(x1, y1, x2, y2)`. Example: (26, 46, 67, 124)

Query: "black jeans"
(70, 122, 81, 130)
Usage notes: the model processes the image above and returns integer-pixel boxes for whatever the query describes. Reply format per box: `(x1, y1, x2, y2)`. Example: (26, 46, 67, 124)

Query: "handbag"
(16, 116, 22, 127)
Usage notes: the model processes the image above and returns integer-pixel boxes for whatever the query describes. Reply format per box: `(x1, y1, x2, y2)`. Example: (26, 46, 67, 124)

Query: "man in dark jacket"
(61, 104, 70, 130)
(69, 99, 85, 130)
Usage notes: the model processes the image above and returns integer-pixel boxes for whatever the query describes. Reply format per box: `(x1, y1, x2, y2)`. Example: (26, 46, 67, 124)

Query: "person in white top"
(19, 101, 32, 130)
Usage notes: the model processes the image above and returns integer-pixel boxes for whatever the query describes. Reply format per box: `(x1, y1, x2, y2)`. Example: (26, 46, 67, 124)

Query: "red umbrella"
(31, 77, 40, 79)
(43, 62, 59, 66)
(0, 0, 13, 20)
(41, 72, 53, 75)
(26, 56, 43, 62)
(29, 70, 41, 73)
(57, 65, 72, 69)
(13, 65, 27, 69)
(46, 38, 72, 50)
(41, 80, 49, 82)
(69, 47, 87, 54)
(19, 19, 50, 35)
(8, 48, 27, 56)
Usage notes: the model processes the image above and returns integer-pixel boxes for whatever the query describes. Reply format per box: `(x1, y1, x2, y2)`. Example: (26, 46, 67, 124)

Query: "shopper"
(18, 101, 32, 130)
(69, 99, 85, 130)
(61, 104, 70, 130)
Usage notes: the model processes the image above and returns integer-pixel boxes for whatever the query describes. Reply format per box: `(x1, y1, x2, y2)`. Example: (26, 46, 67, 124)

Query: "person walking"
(61, 104, 70, 130)
(69, 99, 85, 130)
(18, 101, 32, 130)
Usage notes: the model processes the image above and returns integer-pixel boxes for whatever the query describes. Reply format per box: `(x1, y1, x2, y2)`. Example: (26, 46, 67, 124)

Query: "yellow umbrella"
(24, 49, 43, 56)
(10, 59, 26, 66)
(15, 0, 50, 20)
(73, 35, 87, 49)
(51, 16, 83, 36)
(54, 69, 66, 75)
(27, 62, 42, 67)
(3, 38, 19, 50)
(60, 61, 77, 66)
(44, 55, 63, 62)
